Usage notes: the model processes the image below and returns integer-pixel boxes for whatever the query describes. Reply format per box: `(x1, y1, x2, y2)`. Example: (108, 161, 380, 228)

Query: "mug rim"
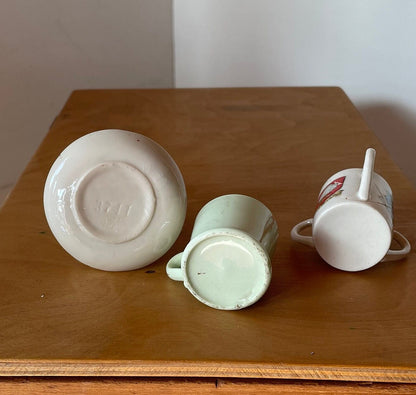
(181, 227, 272, 310)
(313, 201, 392, 271)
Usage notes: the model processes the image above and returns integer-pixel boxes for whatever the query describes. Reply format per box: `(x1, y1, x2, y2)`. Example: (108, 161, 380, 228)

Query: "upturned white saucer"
(44, 129, 187, 271)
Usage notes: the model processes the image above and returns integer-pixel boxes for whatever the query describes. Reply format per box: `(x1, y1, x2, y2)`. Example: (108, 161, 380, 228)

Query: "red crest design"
(317, 176, 346, 208)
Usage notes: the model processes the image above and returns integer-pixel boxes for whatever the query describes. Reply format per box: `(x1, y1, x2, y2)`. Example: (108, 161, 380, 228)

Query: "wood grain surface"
(0, 377, 415, 394)
(0, 88, 415, 383)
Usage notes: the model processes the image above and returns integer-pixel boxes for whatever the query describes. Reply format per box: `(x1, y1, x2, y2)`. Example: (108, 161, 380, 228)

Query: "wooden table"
(1, 88, 416, 393)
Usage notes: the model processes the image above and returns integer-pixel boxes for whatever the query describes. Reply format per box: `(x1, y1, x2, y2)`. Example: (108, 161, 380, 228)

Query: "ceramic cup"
(166, 194, 278, 310)
(291, 148, 411, 271)
(44, 129, 187, 271)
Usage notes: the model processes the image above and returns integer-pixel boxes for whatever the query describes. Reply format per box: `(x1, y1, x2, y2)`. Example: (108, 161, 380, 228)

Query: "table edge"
(0, 360, 415, 383)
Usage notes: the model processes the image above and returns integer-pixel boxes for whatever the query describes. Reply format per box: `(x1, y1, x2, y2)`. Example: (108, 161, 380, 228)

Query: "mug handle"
(166, 252, 184, 281)
(382, 230, 411, 262)
(290, 218, 315, 247)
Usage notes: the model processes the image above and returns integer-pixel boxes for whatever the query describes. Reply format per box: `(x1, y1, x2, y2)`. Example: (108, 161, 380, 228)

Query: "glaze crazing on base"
(44, 129, 187, 271)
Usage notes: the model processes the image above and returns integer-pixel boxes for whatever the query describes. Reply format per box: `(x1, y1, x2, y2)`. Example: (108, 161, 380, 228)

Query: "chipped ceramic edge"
(182, 228, 272, 311)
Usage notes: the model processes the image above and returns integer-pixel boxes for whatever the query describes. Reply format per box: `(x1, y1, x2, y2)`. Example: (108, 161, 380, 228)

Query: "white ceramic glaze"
(166, 194, 278, 310)
(44, 129, 187, 271)
(291, 148, 411, 271)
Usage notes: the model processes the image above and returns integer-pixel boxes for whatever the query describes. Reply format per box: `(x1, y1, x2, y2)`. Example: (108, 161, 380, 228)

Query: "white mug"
(166, 194, 278, 310)
(291, 148, 411, 272)
(44, 129, 187, 271)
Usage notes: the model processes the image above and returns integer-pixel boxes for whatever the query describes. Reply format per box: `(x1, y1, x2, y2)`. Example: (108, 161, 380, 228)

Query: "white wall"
(2, 0, 416, 206)
(174, 0, 416, 186)
(0, 0, 173, 202)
